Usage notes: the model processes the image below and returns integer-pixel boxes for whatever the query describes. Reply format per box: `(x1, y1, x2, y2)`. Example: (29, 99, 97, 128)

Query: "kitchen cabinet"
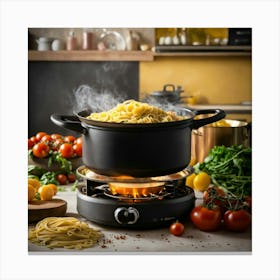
(28, 186, 251, 253)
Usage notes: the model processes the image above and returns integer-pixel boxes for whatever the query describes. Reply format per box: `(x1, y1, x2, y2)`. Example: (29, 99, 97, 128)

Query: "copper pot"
(191, 119, 251, 163)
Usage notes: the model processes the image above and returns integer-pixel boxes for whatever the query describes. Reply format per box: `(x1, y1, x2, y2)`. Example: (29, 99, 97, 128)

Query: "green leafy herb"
(57, 186, 66, 192)
(28, 165, 47, 177)
(194, 145, 252, 196)
(28, 149, 75, 186)
(71, 181, 78, 191)
(48, 151, 73, 173)
(39, 171, 58, 185)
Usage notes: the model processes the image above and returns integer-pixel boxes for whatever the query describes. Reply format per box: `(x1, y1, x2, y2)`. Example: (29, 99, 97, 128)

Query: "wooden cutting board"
(28, 199, 67, 224)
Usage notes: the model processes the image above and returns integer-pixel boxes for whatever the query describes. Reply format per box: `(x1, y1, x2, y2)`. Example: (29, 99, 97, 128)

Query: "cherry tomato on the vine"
(41, 134, 52, 143)
(36, 132, 47, 141)
(244, 196, 252, 212)
(51, 134, 62, 140)
(203, 186, 227, 209)
(64, 135, 76, 143)
(74, 137, 82, 145)
(59, 143, 74, 158)
(190, 205, 222, 231)
(52, 138, 64, 151)
(223, 209, 251, 232)
(169, 221, 185, 236)
(32, 142, 50, 158)
(30, 136, 38, 144)
(28, 139, 34, 150)
(73, 142, 82, 157)
(67, 173, 76, 183)
(56, 174, 68, 185)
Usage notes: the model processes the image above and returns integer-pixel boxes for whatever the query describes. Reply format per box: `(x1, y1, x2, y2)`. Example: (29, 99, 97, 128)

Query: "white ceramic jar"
(36, 37, 51, 51)
(51, 39, 65, 51)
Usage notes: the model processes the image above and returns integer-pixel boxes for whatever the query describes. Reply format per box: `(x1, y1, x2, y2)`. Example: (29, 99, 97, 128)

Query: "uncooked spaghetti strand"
(28, 217, 102, 249)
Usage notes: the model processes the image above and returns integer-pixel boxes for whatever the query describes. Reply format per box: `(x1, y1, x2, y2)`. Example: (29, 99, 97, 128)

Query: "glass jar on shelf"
(82, 29, 93, 50)
(66, 31, 78, 50)
(179, 28, 188, 45)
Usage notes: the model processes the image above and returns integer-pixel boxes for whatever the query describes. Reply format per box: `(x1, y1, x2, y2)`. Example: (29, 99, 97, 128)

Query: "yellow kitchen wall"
(139, 56, 251, 105)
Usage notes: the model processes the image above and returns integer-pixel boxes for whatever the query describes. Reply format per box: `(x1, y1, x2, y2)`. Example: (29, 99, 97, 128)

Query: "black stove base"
(76, 185, 195, 229)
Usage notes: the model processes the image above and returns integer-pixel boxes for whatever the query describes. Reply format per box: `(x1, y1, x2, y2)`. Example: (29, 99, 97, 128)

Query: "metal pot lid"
(151, 84, 184, 97)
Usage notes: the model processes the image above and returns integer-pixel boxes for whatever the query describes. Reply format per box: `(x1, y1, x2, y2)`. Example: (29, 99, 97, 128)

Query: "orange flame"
(108, 182, 164, 198)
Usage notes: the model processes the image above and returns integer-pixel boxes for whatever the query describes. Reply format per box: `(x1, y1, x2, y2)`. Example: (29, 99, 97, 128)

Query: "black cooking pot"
(149, 84, 190, 104)
(51, 108, 225, 177)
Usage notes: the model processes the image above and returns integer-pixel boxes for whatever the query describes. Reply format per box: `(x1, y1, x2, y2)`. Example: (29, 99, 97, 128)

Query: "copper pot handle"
(192, 129, 203, 136)
(191, 109, 226, 130)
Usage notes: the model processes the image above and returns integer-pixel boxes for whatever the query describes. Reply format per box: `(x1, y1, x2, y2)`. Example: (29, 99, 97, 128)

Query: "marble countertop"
(28, 186, 251, 254)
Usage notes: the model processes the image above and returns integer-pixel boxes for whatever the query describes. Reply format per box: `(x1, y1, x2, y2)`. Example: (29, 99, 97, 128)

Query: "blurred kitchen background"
(28, 28, 251, 136)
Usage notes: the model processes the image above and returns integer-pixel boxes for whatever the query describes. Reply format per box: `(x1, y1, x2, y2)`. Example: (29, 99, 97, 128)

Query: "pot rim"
(51, 108, 225, 134)
(75, 108, 195, 129)
(203, 119, 248, 128)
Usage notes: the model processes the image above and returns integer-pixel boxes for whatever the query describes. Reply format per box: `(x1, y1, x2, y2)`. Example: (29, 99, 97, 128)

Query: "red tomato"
(59, 143, 74, 158)
(36, 132, 47, 141)
(67, 173, 76, 183)
(56, 174, 68, 185)
(224, 210, 251, 232)
(51, 134, 62, 140)
(41, 134, 52, 143)
(169, 222, 185, 236)
(52, 138, 64, 151)
(30, 136, 38, 144)
(203, 186, 226, 206)
(73, 142, 82, 157)
(64, 135, 76, 143)
(28, 139, 34, 149)
(32, 142, 50, 158)
(190, 205, 222, 231)
(74, 137, 82, 145)
(244, 196, 252, 210)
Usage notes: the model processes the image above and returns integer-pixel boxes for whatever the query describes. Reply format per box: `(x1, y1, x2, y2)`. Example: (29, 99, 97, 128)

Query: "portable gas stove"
(76, 166, 195, 229)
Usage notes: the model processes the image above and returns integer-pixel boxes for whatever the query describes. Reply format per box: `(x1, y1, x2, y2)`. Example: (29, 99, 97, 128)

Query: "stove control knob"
(114, 207, 140, 225)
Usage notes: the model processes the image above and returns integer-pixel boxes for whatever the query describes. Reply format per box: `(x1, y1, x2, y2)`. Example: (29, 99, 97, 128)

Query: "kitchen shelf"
(187, 104, 252, 114)
(28, 45, 251, 61)
(28, 50, 154, 62)
(154, 45, 251, 57)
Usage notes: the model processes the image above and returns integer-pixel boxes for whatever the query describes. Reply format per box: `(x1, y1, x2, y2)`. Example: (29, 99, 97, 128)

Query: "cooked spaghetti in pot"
(86, 100, 185, 123)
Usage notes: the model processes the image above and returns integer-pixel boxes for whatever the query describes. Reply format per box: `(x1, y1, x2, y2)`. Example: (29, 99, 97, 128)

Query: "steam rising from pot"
(141, 94, 189, 116)
(72, 85, 191, 118)
(72, 84, 126, 113)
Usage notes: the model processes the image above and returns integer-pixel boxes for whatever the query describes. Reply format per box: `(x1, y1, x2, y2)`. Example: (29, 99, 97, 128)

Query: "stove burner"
(76, 166, 196, 229)
(103, 184, 170, 202)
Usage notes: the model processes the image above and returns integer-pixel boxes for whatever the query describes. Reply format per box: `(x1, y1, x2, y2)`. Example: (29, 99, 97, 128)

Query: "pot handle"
(50, 114, 85, 134)
(191, 109, 226, 129)
(163, 84, 176, 92)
